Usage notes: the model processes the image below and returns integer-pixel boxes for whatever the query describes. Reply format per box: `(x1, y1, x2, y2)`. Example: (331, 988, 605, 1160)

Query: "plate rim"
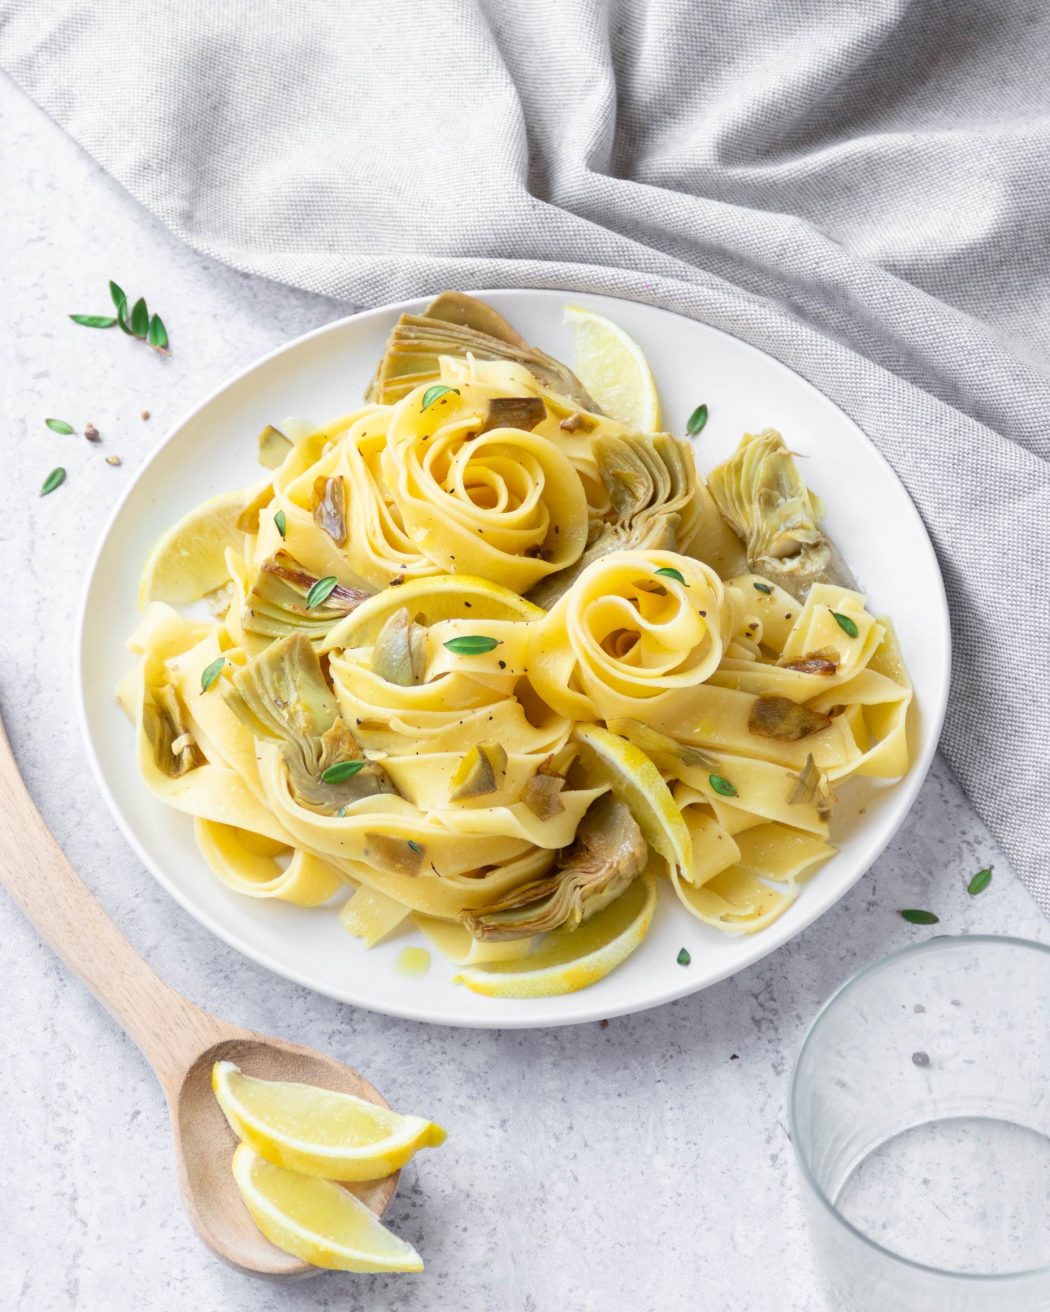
(75, 288, 951, 1028)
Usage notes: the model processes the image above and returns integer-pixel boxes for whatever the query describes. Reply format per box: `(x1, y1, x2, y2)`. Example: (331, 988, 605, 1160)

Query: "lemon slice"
(321, 573, 542, 651)
(139, 487, 257, 608)
(455, 869, 656, 998)
(574, 723, 692, 877)
(213, 1061, 446, 1181)
(231, 1144, 423, 1273)
(563, 305, 661, 432)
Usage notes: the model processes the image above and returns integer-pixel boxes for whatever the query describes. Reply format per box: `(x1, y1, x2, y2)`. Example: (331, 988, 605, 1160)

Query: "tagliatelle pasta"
(124, 294, 914, 998)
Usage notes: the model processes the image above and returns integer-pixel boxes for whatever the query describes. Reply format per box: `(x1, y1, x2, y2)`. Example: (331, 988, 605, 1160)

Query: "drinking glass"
(790, 936, 1050, 1311)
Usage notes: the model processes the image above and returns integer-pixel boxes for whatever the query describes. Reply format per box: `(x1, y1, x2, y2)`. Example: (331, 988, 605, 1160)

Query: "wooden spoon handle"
(0, 712, 226, 1088)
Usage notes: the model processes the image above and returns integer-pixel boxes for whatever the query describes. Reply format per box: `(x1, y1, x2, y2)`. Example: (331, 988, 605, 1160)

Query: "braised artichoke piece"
(372, 607, 427, 686)
(450, 742, 508, 801)
(475, 396, 547, 436)
(707, 429, 853, 599)
(258, 424, 294, 470)
(364, 832, 427, 876)
(242, 551, 371, 642)
(787, 752, 835, 818)
(462, 796, 646, 941)
(366, 291, 598, 410)
(143, 683, 204, 778)
(780, 654, 838, 676)
(312, 475, 348, 547)
(528, 433, 697, 608)
(748, 696, 833, 741)
(235, 480, 275, 533)
(224, 633, 395, 812)
(520, 757, 567, 819)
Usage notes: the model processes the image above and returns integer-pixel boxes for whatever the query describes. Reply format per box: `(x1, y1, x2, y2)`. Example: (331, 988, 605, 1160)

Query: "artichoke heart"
(449, 743, 508, 802)
(143, 683, 204, 778)
(787, 752, 835, 817)
(476, 396, 547, 436)
(257, 424, 294, 470)
(748, 696, 833, 741)
(243, 551, 371, 642)
(463, 796, 647, 940)
(224, 632, 395, 812)
(371, 607, 427, 686)
(312, 475, 348, 547)
(366, 291, 598, 410)
(529, 433, 697, 608)
(520, 761, 567, 820)
(707, 429, 852, 598)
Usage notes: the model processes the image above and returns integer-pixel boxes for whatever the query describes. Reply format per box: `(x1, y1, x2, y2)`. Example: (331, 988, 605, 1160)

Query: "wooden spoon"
(0, 715, 397, 1277)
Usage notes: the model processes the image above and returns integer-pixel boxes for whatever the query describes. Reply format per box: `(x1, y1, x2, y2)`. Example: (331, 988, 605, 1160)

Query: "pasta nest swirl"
(381, 381, 589, 593)
(527, 549, 731, 721)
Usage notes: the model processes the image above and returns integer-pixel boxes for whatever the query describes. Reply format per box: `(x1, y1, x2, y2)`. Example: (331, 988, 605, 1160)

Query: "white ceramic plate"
(77, 290, 950, 1028)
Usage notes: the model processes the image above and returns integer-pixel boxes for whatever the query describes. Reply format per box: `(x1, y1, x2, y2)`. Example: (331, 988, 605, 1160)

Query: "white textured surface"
(1, 74, 1045, 1312)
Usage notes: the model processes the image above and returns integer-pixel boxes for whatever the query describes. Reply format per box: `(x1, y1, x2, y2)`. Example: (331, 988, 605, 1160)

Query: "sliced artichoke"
(476, 396, 547, 436)
(258, 424, 293, 470)
(707, 429, 852, 598)
(224, 633, 395, 812)
(363, 832, 427, 876)
(462, 795, 646, 940)
(528, 433, 697, 608)
(242, 551, 371, 643)
(748, 696, 832, 741)
(142, 683, 204, 778)
(366, 291, 598, 409)
(371, 607, 427, 686)
(312, 474, 348, 547)
(787, 752, 834, 817)
(449, 743, 508, 801)
(520, 759, 567, 820)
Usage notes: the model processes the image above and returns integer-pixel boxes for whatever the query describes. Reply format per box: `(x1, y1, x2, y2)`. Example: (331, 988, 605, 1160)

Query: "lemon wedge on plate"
(563, 305, 661, 432)
(213, 1061, 446, 1181)
(139, 487, 254, 607)
(231, 1144, 423, 1273)
(574, 722, 692, 877)
(321, 573, 542, 651)
(455, 868, 656, 998)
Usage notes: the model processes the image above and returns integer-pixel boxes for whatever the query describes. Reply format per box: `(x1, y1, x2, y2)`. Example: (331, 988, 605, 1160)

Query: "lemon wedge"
(563, 305, 661, 432)
(455, 868, 656, 997)
(231, 1144, 423, 1273)
(321, 573, 542, 651)
(139, 487, 255, 608)
(574, 723, 692, 877)
(213, 1061, 446, 1181)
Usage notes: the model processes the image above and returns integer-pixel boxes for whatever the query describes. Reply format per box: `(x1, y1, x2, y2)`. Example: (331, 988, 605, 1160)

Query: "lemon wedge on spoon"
(563, 305, 661, 432)
(231, 1144, 423, 1273)
(454, 867, 656, 998)
(213, 1061, 446, 1181)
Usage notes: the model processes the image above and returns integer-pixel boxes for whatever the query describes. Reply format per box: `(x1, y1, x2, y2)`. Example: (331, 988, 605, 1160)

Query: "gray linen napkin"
(2, 0, 1048, 906)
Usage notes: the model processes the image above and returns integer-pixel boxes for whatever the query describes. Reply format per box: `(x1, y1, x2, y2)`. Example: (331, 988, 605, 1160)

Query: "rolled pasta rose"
(381, 380, 589, 593)
(527, 550, 732, 721)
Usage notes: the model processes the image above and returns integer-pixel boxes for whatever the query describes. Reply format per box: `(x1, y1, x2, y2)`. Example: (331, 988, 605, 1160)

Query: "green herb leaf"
(146, 314, 169, 351)
(407, 840, 423, 854)
(70, 314, 118, 329)
(421, 384, 460, 411)
(676, 947, 691, 967)
(831, 610, 859, 639)
(967, 867, 992, 896)
(306, 575, 339, 609)
(686, 403, 709, 436)
(753, 581, 773, 595)
(900, 908, 939, 925)
(321, 759, 366, 784)
(443, 635, 501, 655)
(109, 280, 127, 312)
(274, 509, 287, 539)
(130, 297, 150, 338)
(655, 566, 686, 585)
(200, 656, 226, 692)
(40, 467, 66, 496)
(709, 773, 737, 798)
(45, 418, 75, 435)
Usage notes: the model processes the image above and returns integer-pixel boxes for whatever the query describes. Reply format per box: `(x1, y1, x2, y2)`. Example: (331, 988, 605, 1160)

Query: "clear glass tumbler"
(790, 936, 1050, 1311)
